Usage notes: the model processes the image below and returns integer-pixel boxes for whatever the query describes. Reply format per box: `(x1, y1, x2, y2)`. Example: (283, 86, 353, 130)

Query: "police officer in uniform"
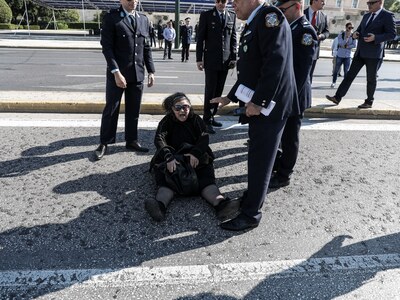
(196, 0, 237, 134)
(94, 0, 155, 160)
(211, 0, 299, 231)
(269, 0, 317, 188)
(180, 17, 193, 62)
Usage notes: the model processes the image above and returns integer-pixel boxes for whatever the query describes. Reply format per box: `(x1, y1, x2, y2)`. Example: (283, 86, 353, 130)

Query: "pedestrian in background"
(326, 0, 396, 109)
(211, 0, 299, 231)
(180, 17, 193, 62)
(94, 0, 155, 160)
(149, 21, 156, 48)
(157, 20, 164, 49)
(331, 22, 357, 88)
(163, 21, 176, 60)
(196, 0, 237, 134)
(269, 0, 317, 189)
(304, 0, 329, 83)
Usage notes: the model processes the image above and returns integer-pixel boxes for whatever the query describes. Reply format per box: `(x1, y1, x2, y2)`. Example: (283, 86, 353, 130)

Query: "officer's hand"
(352, 31, 359, 39)
(197, 61, 204, 71)
(148, 73, 155, 87)
(364, 33, 375, 43)
(210, 96, 231, 109)
(114, 72, 127, 89)
(246, 102, 262, 117)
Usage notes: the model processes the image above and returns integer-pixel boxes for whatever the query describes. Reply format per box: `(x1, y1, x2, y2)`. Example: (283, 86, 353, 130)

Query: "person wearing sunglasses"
(146, 92, 241, 222)
(196, 0, 237, 134)
(94, 0, 155, 160)
(330, 22, 357, 89)
(326, 0, 396, 109)
(304, 0, 329, 84)
(269, 0, 317, 189)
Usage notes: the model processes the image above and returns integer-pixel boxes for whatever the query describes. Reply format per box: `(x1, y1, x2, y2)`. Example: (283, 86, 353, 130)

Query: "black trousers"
(242, 116, 287, 222)
(275, 114, 302, 178)
(181, 43, 190, 61)
(203, 68, 228, 123)
(164, 40, 172, 58)
(100, 75, 144, 145)
(335, 54, 379, 103)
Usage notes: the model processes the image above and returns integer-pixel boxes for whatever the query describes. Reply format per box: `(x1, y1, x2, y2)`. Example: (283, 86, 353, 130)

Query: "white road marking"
(1, 118, 400, 131)
(1, 254, 399, 287)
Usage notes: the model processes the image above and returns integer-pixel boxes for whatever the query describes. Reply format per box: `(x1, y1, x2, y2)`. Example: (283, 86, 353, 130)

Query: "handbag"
(162, 155, 199, 196)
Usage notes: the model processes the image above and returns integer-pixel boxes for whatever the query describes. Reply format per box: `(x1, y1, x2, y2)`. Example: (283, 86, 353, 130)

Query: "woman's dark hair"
(162, 92, 194, 118)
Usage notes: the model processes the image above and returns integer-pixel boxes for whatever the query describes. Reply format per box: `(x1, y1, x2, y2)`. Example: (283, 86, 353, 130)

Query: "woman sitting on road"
(146, 92, 240, 222)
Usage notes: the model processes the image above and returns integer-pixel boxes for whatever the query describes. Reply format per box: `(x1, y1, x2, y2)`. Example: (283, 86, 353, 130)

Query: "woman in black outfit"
(146, 92, 240, 222)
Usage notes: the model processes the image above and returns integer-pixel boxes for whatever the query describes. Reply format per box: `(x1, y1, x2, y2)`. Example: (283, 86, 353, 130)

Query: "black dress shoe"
(358, 102, 372, 109)
(268, 174, 290, 189)
(214, 197, 241, 222)
(211, 119, 223, 127)
(220, 213, 259, 231)
(145, 198, 166, 221)
(325, 95, 340, 105)
(126, 141, 149, 153)
(94, 144, 107, 160)
(205, 124, 216, 134)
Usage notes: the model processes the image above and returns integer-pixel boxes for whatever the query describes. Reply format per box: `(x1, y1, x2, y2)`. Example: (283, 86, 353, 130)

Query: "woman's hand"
(184, 153, 199, 168)
(167, 159, 179, 173)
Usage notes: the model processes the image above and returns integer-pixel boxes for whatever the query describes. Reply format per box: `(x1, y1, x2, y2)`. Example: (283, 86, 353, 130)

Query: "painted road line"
(1, 254, 400, 287)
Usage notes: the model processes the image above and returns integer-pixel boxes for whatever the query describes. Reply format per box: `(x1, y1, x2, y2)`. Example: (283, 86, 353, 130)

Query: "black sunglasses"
(173, 104, 191, 111)
(347, 26, 354, 29)
(279, 3, 296, 13)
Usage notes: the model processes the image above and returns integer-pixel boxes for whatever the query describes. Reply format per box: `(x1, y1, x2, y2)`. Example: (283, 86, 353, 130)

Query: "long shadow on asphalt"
(0, 127, 250, 298)
(176, 233, 400, 299)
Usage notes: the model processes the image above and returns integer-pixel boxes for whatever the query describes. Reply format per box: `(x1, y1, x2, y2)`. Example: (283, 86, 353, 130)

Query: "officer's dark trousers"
(243, 116, 287, 222)
(276, 114, 302, 179)
(181, 43, 190, 61)
(203, 68, 228, 123)
(164, 40, 172, 59)
(100, 75, 143, 145)
(335, 54, 379, 103)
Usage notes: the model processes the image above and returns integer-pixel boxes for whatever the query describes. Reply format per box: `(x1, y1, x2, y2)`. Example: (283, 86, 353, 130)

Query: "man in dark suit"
(180, 17, 193, 62)
(270, 0, 317, 189)
(326, 0, 396, 109)
(211, 0, 299, 231)
(304, 0, 329, 83)
(196, 0, 237, 134)
(94, 0, 155, 160)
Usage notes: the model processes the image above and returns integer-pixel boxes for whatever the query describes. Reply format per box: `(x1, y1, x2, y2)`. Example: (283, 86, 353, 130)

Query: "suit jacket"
(304, 7, 329, 59)
(354, 9, 396, 59)
(291, 16, 317, 112)
(101, 6, 155, 83)
(180, 25, 193, 45)
(196, 7, 237, 70)
(227, 5, 299, 121)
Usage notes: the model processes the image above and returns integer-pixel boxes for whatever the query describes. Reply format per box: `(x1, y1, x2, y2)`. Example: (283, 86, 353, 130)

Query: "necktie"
(311, 11, 317, 27)
(129, 14, 136, 31)
(220, 13, 225, 25)
(366, 13, 375, 28)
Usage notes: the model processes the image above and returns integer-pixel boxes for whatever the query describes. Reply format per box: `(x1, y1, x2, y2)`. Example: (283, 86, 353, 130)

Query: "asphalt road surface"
(1, 48, 400, 102)
(0, 113, 400, 299)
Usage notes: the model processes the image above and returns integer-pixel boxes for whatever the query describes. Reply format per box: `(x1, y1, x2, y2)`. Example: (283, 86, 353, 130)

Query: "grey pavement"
(1, 30, 400, 119)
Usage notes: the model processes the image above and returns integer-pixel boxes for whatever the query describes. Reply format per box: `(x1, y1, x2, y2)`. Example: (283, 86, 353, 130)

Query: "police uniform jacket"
(196, 7, 237, 70)
(227, 4, 299, 121)
(180, 25, 193, 45)
(304, 7, 329, 59)
(354, 9, 396, 59)
(291, 16, 317, 112)
(101, 6, 155, 83)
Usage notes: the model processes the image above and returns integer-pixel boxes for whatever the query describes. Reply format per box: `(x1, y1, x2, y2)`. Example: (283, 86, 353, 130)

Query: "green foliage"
(384, 0, 396, 10)
(0, 0, 12, 23)
(0, 22, 14, 28)
(389, 0, 400, 13)
(68, 22, 100, 30)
